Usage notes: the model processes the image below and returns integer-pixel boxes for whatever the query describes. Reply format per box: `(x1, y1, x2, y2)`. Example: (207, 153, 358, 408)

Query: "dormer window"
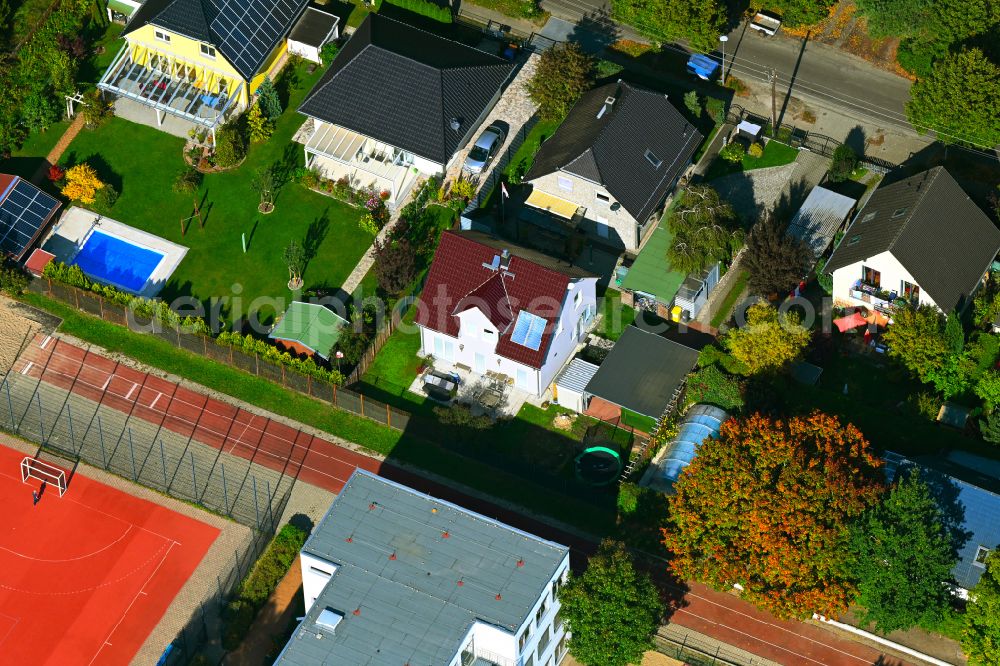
(154, 29, 171, 43)
(200, 43, 216, 58)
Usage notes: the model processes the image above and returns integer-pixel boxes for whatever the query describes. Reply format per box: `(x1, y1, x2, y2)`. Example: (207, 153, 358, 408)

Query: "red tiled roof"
(24, 248, 55, 277)
(417, 232, 572, 369)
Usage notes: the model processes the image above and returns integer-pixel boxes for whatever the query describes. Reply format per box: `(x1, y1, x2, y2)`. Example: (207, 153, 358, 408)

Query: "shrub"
(747, 142, 764, 158)
(815, 256, 833, 295)
(173, 168, 202, 194)
(255, 76, 282, 120)
(335, 323, 370, 366)
(724, 76, 750, 97)
(214, 122, 247, 168)
(981, 410, 1000, 445)
(81, 88, 113, 129)
(384, 0, 453, 22)
(222, 524, 308, 650)
(719, 141, 745, 163)
(215, 331, 344, 384)
(450, 177, 476, 201)
(432, 403, 492, 429)
(47, 164, 65, 183)
(704, 97, 726, 125)
(908, 391, 941, 421)
(527, 42, 594, 121)
(61, 163, 105, 204)
(685, 364, 745, 411)
(609, 39, 656, 58)
(320, 42, 340, 66)
(617, 482, 641, 516)
(683, 90, 701, 118)
(372, 238, 416, 295)
(0, 262, 28, 295)
(828, 144, 859, 182)
(91, 183, 118, 212)
(246, 103, 273, 144)
(596, 59, 624, 78)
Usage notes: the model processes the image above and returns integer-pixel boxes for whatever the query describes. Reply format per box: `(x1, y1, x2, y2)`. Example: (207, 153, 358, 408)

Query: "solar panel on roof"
(208, 0, 305, 79)
(0, 179, 59, 258)
(511, 310, 546, 351)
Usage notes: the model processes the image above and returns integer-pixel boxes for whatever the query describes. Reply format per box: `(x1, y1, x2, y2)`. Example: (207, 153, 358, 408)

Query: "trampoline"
(575, 446, 623, 486)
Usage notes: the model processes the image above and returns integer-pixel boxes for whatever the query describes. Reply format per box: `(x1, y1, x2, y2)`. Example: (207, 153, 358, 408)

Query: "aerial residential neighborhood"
(0, 0, 999, 664)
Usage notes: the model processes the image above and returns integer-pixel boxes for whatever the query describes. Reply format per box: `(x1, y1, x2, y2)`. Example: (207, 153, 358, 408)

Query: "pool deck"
(41, 206, 187, 299)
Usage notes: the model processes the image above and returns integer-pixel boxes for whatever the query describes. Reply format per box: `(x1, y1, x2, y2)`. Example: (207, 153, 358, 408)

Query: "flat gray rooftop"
(275, 470, 569, 666)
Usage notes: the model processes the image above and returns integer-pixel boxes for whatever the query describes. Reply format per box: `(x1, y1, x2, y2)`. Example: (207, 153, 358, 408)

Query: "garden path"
(221, 556, 303, 666)
(29, 113, 86, 185)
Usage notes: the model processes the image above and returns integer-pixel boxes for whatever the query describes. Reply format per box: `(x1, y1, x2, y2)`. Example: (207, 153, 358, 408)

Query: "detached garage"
(287, 8, 340, 64)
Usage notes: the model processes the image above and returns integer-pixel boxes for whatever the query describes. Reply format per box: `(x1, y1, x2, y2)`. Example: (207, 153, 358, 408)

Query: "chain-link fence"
(25, 278, 410, 432)
(656, 628, 779, 666)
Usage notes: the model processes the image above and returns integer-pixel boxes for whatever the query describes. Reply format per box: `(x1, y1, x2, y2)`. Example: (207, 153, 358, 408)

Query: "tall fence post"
(97, 415, 107, 467)
(128, 428, 137, 481)
(221, 462, 229, 514)
(265, 478, 273, 531)
(252, 475, 260, 529)
(4, 380, 14, 433)
(159, 439, 168, 487)
(67, 402, 75, 452)
(190, 451, 197, 501)
(36, 392, 45, 443)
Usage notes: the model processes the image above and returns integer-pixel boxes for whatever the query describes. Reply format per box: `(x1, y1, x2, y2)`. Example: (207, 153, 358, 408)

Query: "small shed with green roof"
(620, 217, 686, 312)
(269, 301, 348, 360)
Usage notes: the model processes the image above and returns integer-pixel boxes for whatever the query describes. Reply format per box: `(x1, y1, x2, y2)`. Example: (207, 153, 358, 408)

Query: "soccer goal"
(20, 457, 68, 497)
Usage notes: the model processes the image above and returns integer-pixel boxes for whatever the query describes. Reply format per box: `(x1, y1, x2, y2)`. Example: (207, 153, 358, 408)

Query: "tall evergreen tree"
(850, 470, 957, 633)
(742, 213, 811, 297)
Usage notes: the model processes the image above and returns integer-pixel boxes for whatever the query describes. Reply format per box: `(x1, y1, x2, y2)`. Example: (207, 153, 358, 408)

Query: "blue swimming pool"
(73, 230, 165, 293)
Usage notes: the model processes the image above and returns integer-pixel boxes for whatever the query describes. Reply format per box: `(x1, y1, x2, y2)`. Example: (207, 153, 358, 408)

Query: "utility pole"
(770, 69, 777, 137)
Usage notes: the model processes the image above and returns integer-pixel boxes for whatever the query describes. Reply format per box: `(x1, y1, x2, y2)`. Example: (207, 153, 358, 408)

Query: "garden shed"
(584, 326, 698, 423)
(788, 185, 856, 259)
(641, 404, 728, 494)
(269, 301, 348, 360)
(553, 358, 599, 413)
(287, 8, 340, 64)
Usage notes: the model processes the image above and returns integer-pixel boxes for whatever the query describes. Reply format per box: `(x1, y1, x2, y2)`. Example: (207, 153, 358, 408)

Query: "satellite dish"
(610, 202, 621, 211)
(449, 118, 461, 131)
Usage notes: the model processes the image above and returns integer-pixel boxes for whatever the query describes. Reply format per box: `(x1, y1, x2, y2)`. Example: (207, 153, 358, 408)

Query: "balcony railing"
(460, 647, 516, 666)
(850, 280, 901, 313)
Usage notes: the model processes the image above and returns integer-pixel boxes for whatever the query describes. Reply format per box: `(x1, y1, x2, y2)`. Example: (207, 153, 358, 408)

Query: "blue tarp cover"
(686, 54, 719, 80)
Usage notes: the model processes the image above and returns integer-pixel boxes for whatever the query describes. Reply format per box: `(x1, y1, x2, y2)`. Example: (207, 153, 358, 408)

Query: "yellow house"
(98, 0, 311, 138)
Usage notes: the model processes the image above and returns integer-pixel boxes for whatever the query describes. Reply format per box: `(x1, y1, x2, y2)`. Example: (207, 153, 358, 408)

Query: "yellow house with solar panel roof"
(98, 0, 334, 139)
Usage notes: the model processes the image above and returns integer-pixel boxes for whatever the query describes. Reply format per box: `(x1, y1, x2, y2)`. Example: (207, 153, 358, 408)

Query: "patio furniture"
(480, 389, 503, 409)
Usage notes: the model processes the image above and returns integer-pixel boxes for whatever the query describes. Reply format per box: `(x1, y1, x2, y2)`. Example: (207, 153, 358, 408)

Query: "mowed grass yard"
(60, 62, 370, 325)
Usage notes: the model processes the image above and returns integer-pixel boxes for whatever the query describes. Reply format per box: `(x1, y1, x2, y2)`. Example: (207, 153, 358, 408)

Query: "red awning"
(834, 312, 867, 332)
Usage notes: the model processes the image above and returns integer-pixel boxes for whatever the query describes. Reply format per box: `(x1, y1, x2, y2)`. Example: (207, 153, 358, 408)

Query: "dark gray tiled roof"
(298, 14, 515, 164)
(825, 167, 1000, 312)
(125, 0, 309, 81)
(275, 470, 568, 666)
(885, 452, 1000, 590)
(585, 325, 699, 419)
(526, 81, 702, 224)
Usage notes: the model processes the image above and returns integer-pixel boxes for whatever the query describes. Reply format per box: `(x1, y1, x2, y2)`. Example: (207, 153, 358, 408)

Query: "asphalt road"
(718, 23, 916, 133)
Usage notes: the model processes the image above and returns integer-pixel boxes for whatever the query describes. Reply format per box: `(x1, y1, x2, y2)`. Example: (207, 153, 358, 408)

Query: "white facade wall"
(831, 251, 939, 310)
(287, 41, 321, 63)
(301, 552, 339, 612)
(528, 171, 661, 252)
(418, 278, 597, 397)
(411, 153, 446, 177)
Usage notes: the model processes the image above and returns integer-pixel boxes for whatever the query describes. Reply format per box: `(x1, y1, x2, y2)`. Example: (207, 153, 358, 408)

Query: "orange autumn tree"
(662, 411, 884, 619)
(60, 163, 105, 204)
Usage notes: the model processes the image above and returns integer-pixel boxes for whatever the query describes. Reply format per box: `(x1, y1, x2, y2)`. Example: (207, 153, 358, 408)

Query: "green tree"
(850, 470, 957, 633)
(721, 302, 811, 375)
(255, 76, 282, 120)
(666, 185, 742, 274)
(976, 371, 1000, 411)
(283, 240, 305, 287)
(246, 104, 273, 143)
(561, 540, 664, 666)
(815, 256, 833, 294)
(665, 411, 884, 619)
(855, 0, 932, 39)
(683, 90, 701, 117)
(906, 49, 1000, 149)
(883, 303, 950, 382)
(743, 213, 811, 297)
(611, 0, 727, 53)
(964, 549, 1000, 665)
(762, 0, 836, 27)
(981, 410, 1000, 445)
(685, 364, 744, 410)
(526, 42, 594, 121)
(827, 144, 859, 182)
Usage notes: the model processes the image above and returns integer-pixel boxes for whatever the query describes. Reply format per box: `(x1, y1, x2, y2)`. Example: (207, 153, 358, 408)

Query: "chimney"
(596, 96, 616, 119)
(500, 249, 511, 270)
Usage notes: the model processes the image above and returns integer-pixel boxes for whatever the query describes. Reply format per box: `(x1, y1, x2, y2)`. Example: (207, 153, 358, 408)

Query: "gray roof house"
(885, 452, 1000, 592)
(275, 470, 571, 666)
(522, 81, 702, 252)
(296, 14, 515, 204)
(825, 167, 1000, 313)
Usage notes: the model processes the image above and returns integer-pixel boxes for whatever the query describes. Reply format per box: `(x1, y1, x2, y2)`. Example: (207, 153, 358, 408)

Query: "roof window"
(847, 235, 861, 245)
(892, 207, 908, 218)
(860, 212, 876, 224)
(644, 150, 662, 169)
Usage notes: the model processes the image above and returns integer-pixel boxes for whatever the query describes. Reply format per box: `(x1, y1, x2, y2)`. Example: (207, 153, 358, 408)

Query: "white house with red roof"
(416, 231, 598, 397)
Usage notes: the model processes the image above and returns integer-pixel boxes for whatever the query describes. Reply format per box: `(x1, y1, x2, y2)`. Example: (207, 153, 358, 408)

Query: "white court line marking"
(124, 383, 139, 401)
(150, 393, 162, 410)
(40, 336, 52, 350)
(101, 375, 111, 391)
(0, 526, 134, 562)
(88, 540, 176, 666)
(19, 362, 33, 376)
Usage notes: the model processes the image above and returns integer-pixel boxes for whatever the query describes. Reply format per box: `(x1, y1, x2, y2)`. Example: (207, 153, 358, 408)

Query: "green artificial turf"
(58, 62, 370, 325)
(595, 289, 637, 341)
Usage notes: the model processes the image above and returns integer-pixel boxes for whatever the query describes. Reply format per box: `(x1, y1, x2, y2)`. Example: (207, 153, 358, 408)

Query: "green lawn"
(59, 62, 370, 325)
(595, 289, 636, 341)
(360, 307, 424, 398)
(20, 291, 616, 533)
(0, 121, 71, 179)
(705, 139, 800, 181)
(621, 408, 658, 433)
(710, 270, 748, 328)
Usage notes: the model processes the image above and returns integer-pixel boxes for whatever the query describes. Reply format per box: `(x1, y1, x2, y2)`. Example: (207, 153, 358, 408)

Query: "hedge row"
(385, 0, 453, 23)
(216, 331, 345, 385)
(42, 261, 210, 334)
(223, 524, 309, 650)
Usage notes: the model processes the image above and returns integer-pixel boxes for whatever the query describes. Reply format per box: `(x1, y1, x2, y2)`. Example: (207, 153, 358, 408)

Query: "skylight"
(511, 311, 546, 351)
(317, 608, 343, 633)
(644, 150, 662, 169)
(860, 212, 877, 223)
(892, 207, 908, 218)
(847, 235, 861, 245)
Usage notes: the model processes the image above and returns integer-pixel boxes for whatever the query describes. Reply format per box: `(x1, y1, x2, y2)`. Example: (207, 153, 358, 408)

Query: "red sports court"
(0, 443, 219, 665)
